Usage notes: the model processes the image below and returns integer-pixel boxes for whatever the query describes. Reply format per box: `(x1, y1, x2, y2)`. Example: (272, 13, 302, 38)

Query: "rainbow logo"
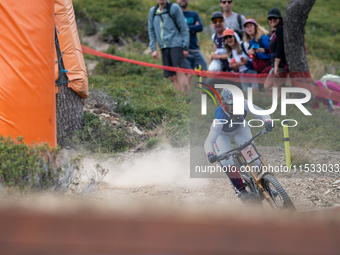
(196, 82, 222, 106)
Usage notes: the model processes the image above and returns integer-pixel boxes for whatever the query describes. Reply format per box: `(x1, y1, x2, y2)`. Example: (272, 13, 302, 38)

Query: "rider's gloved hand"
(265, 120, 274, 132)
(208, 153, 218, 163)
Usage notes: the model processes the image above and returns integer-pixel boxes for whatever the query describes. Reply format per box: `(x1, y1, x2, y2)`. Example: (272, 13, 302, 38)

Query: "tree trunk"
(284, 0, 315, 76)
(284, 0, 316, 101)
(55, 35, 84, 147)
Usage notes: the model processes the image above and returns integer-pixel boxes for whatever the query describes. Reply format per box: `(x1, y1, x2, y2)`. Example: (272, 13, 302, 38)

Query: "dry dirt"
(82, 145, 340, 212)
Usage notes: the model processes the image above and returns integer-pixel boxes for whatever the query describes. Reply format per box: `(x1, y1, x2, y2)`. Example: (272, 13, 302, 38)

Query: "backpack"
(152, 2, 179, 31)
(233, 14, 244, 39)
(240, 41, 250, 57)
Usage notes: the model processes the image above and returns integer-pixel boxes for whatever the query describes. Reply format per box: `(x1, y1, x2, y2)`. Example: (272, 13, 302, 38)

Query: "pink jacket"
(313, 81, 340, 109)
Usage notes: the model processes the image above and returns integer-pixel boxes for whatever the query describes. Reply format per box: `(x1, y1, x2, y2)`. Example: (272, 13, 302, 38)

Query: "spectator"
(224, 29, 257, 91)
(148, 0, 190, 92)
(208, 12, 230, 72)
(264, 7, 288, 98)
(177, 0, 207, 73)
(243, 19, 271, 91)
(314, 76, 340, 111)
(220, 0, 246, 40)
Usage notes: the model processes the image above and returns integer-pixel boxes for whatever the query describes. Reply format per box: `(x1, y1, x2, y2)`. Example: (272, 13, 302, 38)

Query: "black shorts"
(161, 47, 186, 78)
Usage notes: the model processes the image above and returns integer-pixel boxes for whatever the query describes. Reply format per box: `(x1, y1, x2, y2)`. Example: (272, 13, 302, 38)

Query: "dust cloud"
(102, 148, 208, 189)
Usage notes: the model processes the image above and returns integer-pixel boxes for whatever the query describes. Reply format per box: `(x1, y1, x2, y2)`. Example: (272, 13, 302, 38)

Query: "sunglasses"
(268, 17, 278, 21)
(224, 35, 233, 39)
(212, 18, 224, 24)
(221, 0, 233, 4)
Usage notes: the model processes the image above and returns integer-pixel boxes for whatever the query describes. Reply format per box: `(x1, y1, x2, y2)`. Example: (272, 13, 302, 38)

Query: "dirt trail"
(84, 145, 340, 212)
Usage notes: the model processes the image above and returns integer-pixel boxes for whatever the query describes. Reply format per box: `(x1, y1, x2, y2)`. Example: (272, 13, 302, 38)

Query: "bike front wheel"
(261, 174, 296, 211)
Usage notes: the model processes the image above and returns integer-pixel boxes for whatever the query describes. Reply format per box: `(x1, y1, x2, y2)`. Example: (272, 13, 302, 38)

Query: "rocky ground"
(79, 145, 340, 212)
(79, 90, 340, 212)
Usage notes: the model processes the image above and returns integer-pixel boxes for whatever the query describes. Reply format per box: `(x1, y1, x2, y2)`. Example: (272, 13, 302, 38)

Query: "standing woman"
(264, 7, 287, 97)
(243, 19, 271, 91)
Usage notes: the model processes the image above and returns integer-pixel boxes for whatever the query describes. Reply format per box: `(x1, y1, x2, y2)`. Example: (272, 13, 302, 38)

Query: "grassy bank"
(190, 88, 340, 151)
(73, 0, 340, 153)
(74, 0, 340, 65)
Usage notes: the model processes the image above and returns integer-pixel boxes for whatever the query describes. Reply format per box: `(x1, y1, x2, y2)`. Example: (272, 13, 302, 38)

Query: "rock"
(99, 113, 110, 118)
(111, 112, 121, 118)
(143, 47, 152, 55)
(111, 121, 120, 127)
(134, 145, 148, 153)
(333, 179, 340, 185)
(324, 189, 331, 195)
(94, 103, 105, 108)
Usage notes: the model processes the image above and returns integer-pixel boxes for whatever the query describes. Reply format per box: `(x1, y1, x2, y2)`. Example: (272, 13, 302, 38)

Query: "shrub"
(146, 137, 164, 149)
(0, 136, 61, 189)
(73, 0, 154, 40)
(102, 14, 149, 43)
(72, 112, 137, 153)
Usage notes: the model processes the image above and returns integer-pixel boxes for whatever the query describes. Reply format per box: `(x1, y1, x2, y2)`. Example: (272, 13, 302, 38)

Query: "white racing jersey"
(204, 99, 271, 155)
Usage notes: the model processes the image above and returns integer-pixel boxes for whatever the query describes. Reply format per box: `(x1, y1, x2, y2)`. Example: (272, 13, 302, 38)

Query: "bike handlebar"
(218, 128, 267, 162)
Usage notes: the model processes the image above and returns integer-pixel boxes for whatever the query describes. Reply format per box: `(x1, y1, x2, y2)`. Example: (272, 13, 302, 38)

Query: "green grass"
(87, 73, 190, 147)
(94, 44, 164, 79)
(75, 0, 340, 62)
(190, 88, 340, 151)
(74, 0, 340, 152)
(72, 112, 138, 153)
(146, 137, 164, 149)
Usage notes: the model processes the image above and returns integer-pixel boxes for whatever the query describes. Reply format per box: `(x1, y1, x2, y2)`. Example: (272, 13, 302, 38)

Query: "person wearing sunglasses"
(243, 19, 271, 91)
(223, 29, 258, 92)
(264, 7, 288, 98)
(208, 12, 231, 72)
(220, 0, 246, 40)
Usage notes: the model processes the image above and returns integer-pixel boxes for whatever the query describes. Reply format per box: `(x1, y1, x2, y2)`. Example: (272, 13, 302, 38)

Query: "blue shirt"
(214, 106, 247, 133)
(183, 10, 203, 50)
(249, 35, 271, 60)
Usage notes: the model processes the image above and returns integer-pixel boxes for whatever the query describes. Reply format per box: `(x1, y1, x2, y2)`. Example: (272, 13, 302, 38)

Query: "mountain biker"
(204, 88, 274, 203)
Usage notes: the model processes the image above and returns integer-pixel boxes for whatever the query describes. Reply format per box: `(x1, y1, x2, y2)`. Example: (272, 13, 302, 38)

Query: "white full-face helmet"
(220, 88, 243, 121)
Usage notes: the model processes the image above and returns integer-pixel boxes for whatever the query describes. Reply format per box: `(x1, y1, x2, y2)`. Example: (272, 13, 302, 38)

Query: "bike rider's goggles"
(223, 103, 233, 113)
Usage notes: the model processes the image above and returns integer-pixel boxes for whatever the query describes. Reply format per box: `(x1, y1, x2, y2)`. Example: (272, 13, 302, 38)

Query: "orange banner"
(0, 1, 56, 146)
(55, 0, 88, 99)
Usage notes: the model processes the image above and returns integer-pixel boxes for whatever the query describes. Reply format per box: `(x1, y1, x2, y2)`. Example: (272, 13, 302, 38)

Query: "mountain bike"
(217, 128, 296, 211)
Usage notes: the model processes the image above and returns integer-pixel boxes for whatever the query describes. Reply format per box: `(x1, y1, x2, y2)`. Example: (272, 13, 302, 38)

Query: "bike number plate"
(241, 145, 258, 163)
